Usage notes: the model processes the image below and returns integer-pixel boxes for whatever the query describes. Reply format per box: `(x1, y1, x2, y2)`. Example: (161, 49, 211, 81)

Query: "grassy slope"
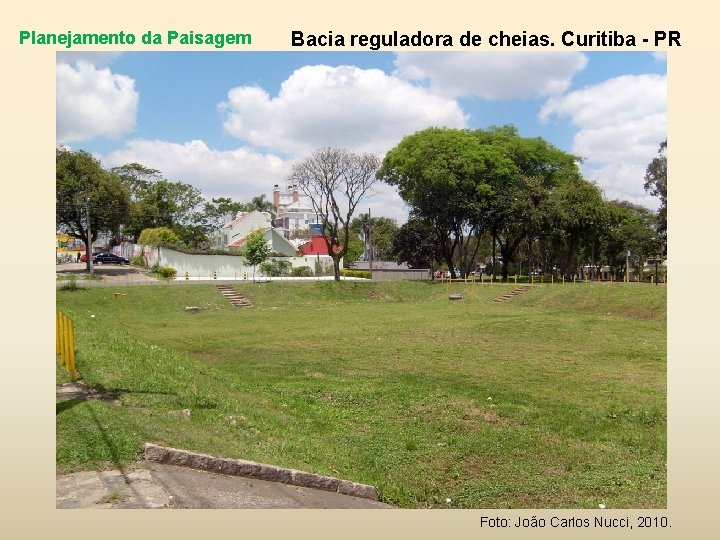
(56, 281, 666, 508)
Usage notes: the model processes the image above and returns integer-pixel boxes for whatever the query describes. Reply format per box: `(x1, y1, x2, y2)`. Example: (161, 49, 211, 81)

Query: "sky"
(56, 51, 667, 223)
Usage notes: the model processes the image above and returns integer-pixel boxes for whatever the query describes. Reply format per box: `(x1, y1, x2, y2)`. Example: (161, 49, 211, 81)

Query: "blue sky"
(56, 51, 667, 222)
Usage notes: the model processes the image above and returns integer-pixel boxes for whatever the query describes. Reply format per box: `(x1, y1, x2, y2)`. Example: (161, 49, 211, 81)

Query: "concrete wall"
(135, 245, 336, 278)
(368, 269, 431, 281)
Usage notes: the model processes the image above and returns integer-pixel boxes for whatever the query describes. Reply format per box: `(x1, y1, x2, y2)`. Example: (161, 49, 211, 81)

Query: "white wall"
(135, 246, 337, 278)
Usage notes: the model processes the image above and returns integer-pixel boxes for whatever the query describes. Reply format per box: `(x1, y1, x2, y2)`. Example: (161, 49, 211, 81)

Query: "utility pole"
(626, 249, 630, 283)
(367, 207, 373, 274)
(86, 198, 94, 275)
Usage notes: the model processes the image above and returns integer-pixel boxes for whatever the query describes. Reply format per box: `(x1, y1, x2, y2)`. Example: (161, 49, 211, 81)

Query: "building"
(214, 210, 298, 256)
(272, 183, 321, 239)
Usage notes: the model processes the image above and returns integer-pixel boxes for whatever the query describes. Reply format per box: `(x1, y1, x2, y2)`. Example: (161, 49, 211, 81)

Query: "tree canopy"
(56, 148, 130, 269)
(378, 126, 581, 279)
(644, 140, 667, 254)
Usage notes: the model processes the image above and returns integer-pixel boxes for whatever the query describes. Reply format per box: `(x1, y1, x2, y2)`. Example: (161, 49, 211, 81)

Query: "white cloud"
(393, 52, 588, 99)
(539, 74, 666, 208)
(102, 138, 411, 222)
(103, 139, 288, 202)
(219, 64, 467, 158)
(56, 60, 139, 143)
(56, 52, 122, 67)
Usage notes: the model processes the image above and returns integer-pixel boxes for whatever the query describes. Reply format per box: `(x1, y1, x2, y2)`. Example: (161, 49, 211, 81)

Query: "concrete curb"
(142, 443, 379, 500)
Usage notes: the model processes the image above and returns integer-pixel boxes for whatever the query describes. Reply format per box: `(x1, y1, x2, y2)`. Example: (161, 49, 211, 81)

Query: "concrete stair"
(216, 285, 252, 307)
(491, 285, 532, 304)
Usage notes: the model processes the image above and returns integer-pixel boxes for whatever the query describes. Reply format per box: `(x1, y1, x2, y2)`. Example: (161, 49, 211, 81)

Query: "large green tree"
(56, 148, 130, 270)
(377, 128, 504, 279)
(644, 140, 667, 255)
(379, 126, 581, 280)
(391, 216, 441, 270)
(600, 201, 660, 280)
(201, 197, 250, 230)
(546, 177, 606, 279)
(474, 126, 581, 280)
(350, 214, 399, 261)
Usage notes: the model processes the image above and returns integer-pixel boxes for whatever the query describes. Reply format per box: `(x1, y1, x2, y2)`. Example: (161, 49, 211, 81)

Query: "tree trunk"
(332, 257, 341, 281)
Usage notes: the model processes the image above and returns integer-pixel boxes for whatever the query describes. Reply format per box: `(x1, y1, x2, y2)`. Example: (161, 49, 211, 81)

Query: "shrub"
(138, 227, 179, 246)
(131, 255, 147, 268)
(340, 269, 372, 279)
(157, 267, 177, 279)
(58, 278, 85, 292)
(149, 265, 177, 279)
(291, 266, 314, 277)
(259, 259, 292, 277)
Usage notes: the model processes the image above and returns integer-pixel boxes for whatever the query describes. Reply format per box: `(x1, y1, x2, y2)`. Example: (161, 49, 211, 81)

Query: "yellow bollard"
(56, 310, 61, 357)
(67, 318, 77, 380)
(62, 314, 71, 377)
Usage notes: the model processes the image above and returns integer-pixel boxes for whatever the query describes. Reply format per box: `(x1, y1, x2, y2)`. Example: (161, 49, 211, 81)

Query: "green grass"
(56, 280, 666, 508)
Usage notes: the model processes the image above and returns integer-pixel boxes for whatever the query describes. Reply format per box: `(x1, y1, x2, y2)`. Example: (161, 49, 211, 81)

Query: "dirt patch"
(366, 289, 395, 301)
(460, 407, 508, 426)
(462, 408, 507, 424)
(56, 381, 121, 407)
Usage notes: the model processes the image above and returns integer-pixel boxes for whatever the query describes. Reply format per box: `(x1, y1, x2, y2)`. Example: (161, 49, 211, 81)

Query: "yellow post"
(56, 310, 61, 357)
(515, 274, 518, 285)
(573, 276, 576, 284)
(562, 276, 565, 284)
(62, 314, 71, 376)
(67, 318, 77, 380)
(531, 274, 534, 285)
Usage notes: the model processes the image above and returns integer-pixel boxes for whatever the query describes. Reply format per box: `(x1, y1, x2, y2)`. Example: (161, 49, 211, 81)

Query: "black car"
(93, 252, 129, 265)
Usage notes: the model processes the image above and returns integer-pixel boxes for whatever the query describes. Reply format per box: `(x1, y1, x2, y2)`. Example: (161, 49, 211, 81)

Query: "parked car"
(93, 252, 129, 265)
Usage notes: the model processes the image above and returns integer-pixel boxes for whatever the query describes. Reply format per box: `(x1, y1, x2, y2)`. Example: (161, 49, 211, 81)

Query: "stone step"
(491, 286, 532, 303)
(216, 286, 252, 307)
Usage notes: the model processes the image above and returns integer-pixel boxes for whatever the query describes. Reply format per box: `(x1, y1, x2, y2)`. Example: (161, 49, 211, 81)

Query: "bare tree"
(288, 147, 380, 281)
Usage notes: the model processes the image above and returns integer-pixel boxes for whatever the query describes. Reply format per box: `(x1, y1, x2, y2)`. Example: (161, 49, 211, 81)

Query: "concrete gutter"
(143, 443, 379, 500)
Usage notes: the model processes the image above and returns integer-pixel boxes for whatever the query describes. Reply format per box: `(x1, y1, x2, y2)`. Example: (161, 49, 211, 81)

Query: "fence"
(438, 272, 667, 286)
(56, 310, 77, 381)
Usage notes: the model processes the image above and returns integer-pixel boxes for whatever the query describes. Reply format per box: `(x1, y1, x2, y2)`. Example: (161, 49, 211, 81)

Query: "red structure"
(298, 236, 332, 255)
